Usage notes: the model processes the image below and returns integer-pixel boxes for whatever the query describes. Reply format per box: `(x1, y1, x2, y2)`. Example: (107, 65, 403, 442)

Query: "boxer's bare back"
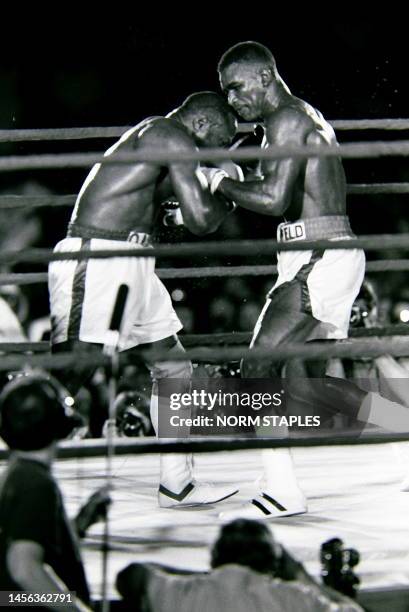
(72, 115, 233, 235)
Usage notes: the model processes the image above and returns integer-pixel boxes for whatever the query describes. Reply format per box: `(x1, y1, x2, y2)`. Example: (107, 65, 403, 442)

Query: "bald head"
(180, 92, 236, 126)
(218, 41, 277, 75)
(178, 91, 237, 147)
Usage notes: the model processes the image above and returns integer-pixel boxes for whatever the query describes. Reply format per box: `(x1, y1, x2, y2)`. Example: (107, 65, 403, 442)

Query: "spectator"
(0, 371, 110, 610)
(117, 519, 363, 611)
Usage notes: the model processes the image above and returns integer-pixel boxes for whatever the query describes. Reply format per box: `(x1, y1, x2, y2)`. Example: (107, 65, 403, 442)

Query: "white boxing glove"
(195, 167, 209, 190)
(215, 161, 245, 183)
(199, 167, 229, 194)
(199, 163, 244, 194)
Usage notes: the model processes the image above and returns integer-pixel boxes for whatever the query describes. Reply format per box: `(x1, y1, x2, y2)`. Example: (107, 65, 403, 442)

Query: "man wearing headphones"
(0, 372, 109, 611)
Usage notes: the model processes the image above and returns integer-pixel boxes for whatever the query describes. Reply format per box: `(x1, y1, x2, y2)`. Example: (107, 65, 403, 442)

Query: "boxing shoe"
(219, 490, 307, 521)
(158, 480, 239, 508)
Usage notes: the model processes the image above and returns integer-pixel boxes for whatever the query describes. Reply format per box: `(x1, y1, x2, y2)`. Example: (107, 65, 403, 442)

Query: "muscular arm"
(217, 108, 312, 216)
(144, 122, 232, 235)
(169, 160, 232, 236)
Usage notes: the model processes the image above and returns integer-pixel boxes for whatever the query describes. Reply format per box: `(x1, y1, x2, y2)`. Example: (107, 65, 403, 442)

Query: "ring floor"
(8, 442, 409, 600)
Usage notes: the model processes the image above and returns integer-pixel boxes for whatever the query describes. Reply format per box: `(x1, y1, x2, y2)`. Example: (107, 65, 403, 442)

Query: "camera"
(320, 537, 360, 598)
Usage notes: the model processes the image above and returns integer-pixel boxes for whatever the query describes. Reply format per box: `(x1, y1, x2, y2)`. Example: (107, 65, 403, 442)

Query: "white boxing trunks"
(48, 224, 182, 351)
(255, 216, 365, 341)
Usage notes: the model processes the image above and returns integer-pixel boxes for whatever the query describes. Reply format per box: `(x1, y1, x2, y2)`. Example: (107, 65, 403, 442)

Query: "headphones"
(0, 371, 83, 450)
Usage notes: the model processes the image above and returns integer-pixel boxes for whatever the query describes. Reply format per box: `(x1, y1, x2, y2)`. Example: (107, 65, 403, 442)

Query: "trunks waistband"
(277, 216, 354, 243)
(67, 222, 152, 246)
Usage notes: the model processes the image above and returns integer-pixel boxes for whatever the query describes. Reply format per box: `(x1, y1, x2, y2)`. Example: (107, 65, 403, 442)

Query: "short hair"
(180, 91, 235, 125)
(218, 41, 276, 74)
(210, 519, 279, 575)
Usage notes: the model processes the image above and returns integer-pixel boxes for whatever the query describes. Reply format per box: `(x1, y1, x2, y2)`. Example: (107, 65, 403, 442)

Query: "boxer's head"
(178, 91, 237, 147)
(218, 42, 278, 121)
(210, 519, 280, 575)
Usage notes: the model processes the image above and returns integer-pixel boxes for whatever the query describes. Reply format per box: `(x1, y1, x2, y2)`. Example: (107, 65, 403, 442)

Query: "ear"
(192, 116, 209, 135)
(259, 68, 273, 87)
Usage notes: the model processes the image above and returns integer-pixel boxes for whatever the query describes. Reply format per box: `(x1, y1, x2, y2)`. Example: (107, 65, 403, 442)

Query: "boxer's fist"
(214, 160, 244, 182)
(199, 167, 229, 194)
(162, 201, 184, 227)
(200, 162, 244, 194)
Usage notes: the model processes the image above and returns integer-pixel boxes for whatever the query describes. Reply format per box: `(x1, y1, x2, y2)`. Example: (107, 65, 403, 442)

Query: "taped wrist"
(195, 168, 209, 189)
(210, 169, 229, 194)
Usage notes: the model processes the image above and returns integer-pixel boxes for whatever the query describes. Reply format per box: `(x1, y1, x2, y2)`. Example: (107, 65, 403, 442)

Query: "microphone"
(103, 284, 129, 356)
(101, 283, 129, 612)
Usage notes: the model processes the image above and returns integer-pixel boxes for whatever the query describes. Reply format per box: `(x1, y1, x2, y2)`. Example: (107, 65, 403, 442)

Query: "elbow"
(186, 214, 216, 236)
(189, 223, 211, 236)
(263, 192, 288, 216)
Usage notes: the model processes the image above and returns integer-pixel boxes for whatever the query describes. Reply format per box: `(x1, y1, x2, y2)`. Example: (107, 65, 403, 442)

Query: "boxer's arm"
(155, 129, 232, 235)
(169, 161, 232, 235)
(216, 108, 312, 215)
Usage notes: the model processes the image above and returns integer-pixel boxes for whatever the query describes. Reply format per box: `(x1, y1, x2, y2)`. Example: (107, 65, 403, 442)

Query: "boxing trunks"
(253, 215, 365, 342)
(48, 222, 182, 350)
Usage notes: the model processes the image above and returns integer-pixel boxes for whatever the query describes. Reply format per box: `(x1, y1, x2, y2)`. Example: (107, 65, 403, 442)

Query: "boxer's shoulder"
(265, 104, 315, 144)
(137, 116, 196, 151)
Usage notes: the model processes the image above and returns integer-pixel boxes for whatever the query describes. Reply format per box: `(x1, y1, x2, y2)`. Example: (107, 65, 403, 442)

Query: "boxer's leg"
(287, 353, 409, 433)
(139, 335, 238, 507)
(222, 284, 311, 520)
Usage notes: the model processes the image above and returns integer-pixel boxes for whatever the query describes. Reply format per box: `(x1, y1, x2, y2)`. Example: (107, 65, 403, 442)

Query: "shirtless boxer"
(212, 42, 409, 520)
(48, 92, 240, 508)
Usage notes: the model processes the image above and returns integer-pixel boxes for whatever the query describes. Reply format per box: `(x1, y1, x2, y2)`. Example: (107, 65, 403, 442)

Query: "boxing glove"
(200, 163, 244, 194)
(162, 201, 184, 226)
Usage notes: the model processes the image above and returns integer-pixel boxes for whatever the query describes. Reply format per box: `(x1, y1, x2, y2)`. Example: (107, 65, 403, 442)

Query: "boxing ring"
(2, 120, 409, 609)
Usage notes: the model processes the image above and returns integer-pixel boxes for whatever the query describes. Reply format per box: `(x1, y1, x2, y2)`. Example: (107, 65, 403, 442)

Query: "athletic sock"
(262, 448, 304, 499)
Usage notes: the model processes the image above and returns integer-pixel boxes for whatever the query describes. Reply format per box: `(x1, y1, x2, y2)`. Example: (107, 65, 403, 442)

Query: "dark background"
(1, 16, 409, 329)
(1, 17, 408, 210)
(0, 18, 407, 128)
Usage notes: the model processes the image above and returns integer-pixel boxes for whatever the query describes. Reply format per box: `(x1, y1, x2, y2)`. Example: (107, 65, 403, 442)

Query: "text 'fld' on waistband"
(67, 223, 152, 246)
(277, 216, 354, 242)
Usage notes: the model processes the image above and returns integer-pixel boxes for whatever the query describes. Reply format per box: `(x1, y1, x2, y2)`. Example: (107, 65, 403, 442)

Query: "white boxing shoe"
(219, 491, 307, 521)
(158, 481, 239, 508)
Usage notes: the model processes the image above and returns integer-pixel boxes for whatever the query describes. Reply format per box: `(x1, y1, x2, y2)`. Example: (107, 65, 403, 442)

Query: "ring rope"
(1, 259, 409, 287)
(2, 183, 409, 211)
(2, 336, 409, 371)
(1, 235, 409, 267)
(347, 183, 409, 195)
(3, 326, 409, 355)
(0, 127, 129, 142)
(4, 140, 409, 172)
(0, 195, 76, 210)
(0, 119, 409, 143)
(1, 431, 408, 462)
